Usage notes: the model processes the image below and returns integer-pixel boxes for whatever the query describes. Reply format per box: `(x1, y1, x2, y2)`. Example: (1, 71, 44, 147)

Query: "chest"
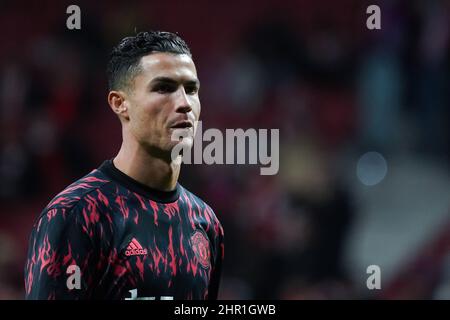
(98, 198, 213, 299)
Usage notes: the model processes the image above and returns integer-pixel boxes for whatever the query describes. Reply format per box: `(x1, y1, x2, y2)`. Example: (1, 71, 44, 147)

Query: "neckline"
(98, 159, 181, 203)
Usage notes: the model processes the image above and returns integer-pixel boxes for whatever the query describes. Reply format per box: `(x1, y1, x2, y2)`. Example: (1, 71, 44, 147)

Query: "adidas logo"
(125, 238, 148, 256)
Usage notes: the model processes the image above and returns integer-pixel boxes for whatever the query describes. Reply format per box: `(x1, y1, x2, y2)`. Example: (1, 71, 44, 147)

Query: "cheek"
(192, 98, 201, 119)
(133, 96, 165, 122)
(128, 106, 158, 136)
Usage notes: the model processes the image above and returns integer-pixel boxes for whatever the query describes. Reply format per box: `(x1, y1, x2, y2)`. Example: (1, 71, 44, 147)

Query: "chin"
(167, 136, 193, 163)
(173, 136, 194, 149)
(169, 129, 194, 146)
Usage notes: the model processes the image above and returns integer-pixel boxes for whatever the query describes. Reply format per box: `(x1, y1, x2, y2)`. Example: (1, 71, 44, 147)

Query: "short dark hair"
(107, 31, 192, 91)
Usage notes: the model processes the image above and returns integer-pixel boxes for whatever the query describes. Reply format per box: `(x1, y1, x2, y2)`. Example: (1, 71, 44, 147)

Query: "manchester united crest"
(190, 230, 211, 269)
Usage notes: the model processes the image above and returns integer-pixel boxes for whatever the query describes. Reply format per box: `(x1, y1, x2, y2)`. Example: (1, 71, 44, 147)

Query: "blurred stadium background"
(0, 0, 449, 299)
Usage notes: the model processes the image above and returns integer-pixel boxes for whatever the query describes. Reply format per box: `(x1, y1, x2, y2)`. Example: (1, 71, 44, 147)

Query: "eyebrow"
(149, 76, 200, 87)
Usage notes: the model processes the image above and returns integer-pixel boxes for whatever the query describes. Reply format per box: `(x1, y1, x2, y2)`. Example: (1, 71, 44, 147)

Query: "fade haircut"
(107, 31, 192, 91)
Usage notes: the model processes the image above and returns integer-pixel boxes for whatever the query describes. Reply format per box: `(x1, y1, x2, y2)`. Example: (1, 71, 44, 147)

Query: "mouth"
(170, 120, 193, 129)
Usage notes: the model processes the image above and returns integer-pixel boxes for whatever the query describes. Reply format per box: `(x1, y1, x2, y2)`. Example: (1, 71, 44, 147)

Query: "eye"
(185, 85, 199, 95)
(153, 83, 177, 94)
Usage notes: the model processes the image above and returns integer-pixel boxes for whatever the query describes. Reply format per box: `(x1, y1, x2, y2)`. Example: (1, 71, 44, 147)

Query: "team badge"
(190, 230, 211, 269)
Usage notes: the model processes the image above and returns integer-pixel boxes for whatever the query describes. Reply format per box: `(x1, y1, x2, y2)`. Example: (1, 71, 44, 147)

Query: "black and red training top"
(25, 160, 224, 300)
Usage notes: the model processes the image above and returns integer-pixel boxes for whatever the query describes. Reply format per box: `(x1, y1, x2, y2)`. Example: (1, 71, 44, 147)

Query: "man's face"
(122, 52, 200, 156)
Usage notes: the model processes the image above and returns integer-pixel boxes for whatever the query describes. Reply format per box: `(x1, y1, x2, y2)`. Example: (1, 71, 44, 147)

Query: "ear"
(108, 90, 130, 121)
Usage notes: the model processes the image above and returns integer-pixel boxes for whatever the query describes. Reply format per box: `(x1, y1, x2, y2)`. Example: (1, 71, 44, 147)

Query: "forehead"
(138, 52, 197, 81)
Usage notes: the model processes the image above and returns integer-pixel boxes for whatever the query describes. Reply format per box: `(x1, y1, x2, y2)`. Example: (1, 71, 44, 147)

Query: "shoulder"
(31, 169, 115, 239)
(42, 168, 113, 218)
(180, 186, 223, 227)
(180, 186, 213, 211)
(28, 169, 119, 249)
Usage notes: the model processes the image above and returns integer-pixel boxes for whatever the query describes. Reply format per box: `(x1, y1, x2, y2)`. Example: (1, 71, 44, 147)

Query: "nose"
(175, 87, 192, 114)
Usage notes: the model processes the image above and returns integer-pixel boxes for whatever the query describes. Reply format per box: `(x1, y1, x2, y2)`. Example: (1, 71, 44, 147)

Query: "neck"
(113, 139, 181, 192)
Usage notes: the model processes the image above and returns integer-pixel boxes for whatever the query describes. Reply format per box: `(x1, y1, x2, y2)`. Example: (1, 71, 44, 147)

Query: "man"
(24, 31, 224, 300)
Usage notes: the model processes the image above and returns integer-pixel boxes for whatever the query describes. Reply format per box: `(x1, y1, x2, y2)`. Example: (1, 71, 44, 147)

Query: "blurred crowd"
(0, 0, 449, 299)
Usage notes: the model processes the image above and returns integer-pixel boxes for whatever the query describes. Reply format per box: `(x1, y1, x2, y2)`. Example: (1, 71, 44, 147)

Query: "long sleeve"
(24, 204, 100, 300)
(208, 221, 224, 300)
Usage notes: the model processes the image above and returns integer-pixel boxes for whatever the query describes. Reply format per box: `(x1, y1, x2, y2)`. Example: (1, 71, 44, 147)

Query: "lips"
(170, 120, 193, 129)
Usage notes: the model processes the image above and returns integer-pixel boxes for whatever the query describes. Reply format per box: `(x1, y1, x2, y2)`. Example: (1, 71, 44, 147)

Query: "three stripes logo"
(125, 238, 148, 256)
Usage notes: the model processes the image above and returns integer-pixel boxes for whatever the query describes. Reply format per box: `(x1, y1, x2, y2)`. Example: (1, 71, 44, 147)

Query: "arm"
(208, 221, 224, 300)
(24, 204, 100, 300)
